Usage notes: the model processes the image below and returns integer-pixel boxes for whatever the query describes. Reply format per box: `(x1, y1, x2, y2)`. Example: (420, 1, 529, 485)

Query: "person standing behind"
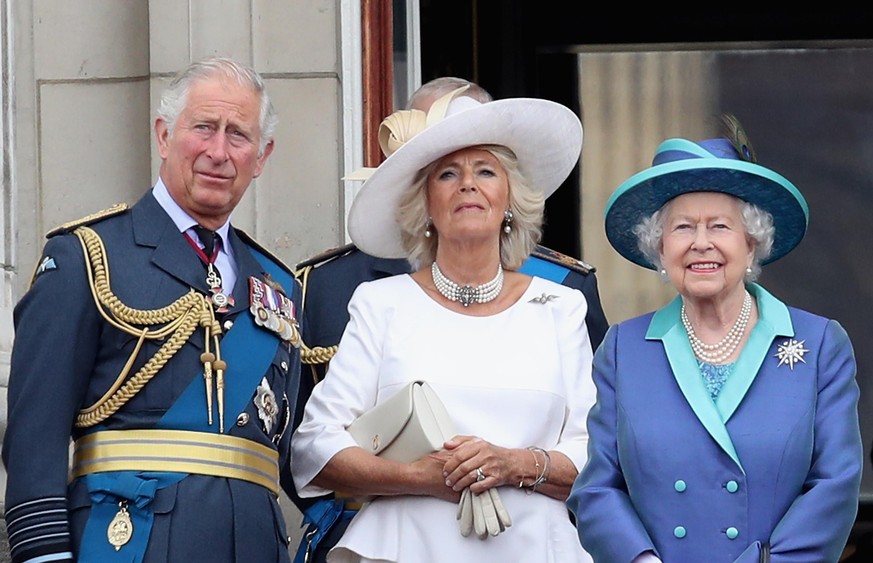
(3, 57, 303, 562)
(567, 117, 862, 562)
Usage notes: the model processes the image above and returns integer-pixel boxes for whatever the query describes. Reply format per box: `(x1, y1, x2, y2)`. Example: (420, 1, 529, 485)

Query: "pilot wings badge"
(529, 293, 559, 305)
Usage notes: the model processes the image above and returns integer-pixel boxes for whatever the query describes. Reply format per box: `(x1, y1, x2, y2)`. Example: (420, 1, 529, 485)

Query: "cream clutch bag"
(347, 380, 455, 462)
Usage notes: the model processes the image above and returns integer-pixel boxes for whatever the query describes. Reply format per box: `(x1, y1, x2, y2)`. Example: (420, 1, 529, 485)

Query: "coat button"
(236, 413, 250, 426)
(673, 526, 686, 539)
(224, 320, 234, 331)
(726, 480, 739, 493)
(726, 527, 739, 539)
(674, 480, 687, 492)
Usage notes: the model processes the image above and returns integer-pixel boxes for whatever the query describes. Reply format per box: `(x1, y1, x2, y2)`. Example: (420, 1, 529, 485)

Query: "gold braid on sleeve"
(73, 226, 225, 429)
(300, 343, 337, 366)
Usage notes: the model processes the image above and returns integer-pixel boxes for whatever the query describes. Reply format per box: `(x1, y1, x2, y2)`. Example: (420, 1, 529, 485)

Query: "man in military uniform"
(2, 58, 302, 562)
(291, 77, 608, 563)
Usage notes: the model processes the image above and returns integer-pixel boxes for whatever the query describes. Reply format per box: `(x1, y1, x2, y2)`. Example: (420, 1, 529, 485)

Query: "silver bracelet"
(524, 446, 551, 494)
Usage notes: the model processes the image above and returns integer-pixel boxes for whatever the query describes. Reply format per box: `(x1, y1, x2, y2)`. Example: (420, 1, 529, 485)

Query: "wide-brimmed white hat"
(346, 87, 584, 259)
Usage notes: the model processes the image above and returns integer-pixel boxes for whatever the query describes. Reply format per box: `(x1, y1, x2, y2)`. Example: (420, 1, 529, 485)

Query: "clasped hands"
(441, 436, 513, 539)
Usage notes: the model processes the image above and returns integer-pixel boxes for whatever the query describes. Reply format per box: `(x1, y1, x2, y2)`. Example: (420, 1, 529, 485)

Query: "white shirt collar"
(152, 177, 233, 248)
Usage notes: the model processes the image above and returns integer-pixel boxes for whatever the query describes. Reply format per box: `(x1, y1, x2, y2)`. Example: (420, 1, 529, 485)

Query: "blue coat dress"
(567, 284, 862, 563)
(2, 191, 302, 563)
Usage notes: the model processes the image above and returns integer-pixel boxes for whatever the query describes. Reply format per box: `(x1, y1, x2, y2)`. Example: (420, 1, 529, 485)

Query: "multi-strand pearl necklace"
(431, 262, 504, 307)
(681, 290, 752, 364)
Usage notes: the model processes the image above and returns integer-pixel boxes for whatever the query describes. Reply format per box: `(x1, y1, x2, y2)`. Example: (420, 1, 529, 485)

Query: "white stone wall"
(0, 0, 11, 521)
(0, 0, 353, 552)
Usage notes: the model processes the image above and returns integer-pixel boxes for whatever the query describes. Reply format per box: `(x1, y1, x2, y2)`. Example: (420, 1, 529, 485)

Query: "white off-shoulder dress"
(291, 274, 595, 563)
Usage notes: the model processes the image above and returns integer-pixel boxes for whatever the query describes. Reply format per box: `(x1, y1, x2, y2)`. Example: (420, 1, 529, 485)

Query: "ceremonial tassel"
(213, 336, 227, 433)
(201, 326, 215, 426)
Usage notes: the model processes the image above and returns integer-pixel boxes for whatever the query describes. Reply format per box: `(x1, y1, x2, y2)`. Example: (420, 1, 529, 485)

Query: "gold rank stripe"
(72, 429, 280, 495)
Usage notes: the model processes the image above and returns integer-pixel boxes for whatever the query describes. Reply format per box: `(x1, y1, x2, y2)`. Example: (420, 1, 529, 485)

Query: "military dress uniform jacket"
(567, 283, 863, 563)
(2, 191, 302, 563)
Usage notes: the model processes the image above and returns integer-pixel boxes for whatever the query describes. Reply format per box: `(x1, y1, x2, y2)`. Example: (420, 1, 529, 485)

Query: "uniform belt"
(72, 429, 280, 495)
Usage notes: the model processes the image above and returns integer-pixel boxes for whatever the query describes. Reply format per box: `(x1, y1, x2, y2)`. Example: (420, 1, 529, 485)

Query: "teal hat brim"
(604, 152, 809, 270)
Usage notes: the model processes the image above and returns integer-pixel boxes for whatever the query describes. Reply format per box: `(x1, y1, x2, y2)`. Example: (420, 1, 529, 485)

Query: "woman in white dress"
(291, 86, 595, 562)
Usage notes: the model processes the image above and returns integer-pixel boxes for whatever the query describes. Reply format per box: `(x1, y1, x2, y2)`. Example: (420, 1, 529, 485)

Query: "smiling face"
(155, 76, 274, 230)
(659, 192, 755, 303)
(425, 147, 509, 248)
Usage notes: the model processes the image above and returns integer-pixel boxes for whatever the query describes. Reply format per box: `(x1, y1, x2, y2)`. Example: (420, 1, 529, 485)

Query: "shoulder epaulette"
(293, 243, 359, 313)
(294, 243, 358, 271)
(46, 203, 129, 238)
(234, 228, 297, 280)
(531, 245, 596, 275)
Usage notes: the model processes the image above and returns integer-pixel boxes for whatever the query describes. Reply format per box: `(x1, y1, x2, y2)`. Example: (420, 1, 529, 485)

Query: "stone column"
(1, 0, 15, 523)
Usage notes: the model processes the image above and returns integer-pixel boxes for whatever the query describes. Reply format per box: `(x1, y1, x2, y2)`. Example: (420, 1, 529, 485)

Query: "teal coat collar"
(644, 284, 794, 469)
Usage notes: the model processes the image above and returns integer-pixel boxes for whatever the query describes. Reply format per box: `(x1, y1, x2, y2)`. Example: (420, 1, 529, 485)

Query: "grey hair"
(633, 196, 775, 281)
(397, 145, 544, 270)
(157, 57, 278, 155)
(406, 77, 493, 109)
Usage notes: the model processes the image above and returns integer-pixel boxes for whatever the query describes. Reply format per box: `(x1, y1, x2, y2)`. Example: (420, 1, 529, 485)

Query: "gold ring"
(475, 467, 486, 482)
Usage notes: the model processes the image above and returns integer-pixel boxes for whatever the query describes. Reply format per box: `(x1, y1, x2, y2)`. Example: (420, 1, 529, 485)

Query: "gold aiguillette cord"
(214, 344, 227, 433)
(199, 309, 227, 431)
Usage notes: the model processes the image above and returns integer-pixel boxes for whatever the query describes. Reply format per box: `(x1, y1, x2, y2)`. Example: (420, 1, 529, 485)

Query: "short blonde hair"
(397, 145, 544, 270)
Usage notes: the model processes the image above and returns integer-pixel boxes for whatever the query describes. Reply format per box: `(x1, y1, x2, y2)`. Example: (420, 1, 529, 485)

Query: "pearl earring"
(424, 218, 433, 238)
(502, 209, 513, 234)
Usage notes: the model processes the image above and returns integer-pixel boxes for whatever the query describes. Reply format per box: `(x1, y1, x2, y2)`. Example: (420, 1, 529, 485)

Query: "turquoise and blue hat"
(604, 136, 810, 270)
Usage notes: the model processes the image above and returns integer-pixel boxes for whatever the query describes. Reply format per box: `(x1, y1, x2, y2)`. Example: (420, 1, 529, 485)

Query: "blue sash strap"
(518, 256, 570, 284)
(293, 499, 357, 563)
(157, 303, 274, 431)
(79, 472, 184, 563)
(159, 247, 294, 431)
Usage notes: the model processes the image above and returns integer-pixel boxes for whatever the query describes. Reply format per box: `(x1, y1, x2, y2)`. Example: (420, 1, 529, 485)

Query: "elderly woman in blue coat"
(567, 119, 862, 563)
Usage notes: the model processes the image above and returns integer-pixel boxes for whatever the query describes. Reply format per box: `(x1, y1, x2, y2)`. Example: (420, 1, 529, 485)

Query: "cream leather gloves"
(456, 487, 512, 538)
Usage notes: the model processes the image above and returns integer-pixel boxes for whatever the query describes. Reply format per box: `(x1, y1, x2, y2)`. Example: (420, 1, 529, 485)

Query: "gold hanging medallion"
(107, 501, 133, 551)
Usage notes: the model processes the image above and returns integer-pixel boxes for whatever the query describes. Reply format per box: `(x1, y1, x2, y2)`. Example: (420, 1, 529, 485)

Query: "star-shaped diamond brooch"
(775, 339, 810, 370)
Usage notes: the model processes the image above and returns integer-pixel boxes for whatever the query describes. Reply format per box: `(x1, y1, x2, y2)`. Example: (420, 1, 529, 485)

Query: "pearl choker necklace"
(681, 290, 752, 364)
(431, 262, 504, 307)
